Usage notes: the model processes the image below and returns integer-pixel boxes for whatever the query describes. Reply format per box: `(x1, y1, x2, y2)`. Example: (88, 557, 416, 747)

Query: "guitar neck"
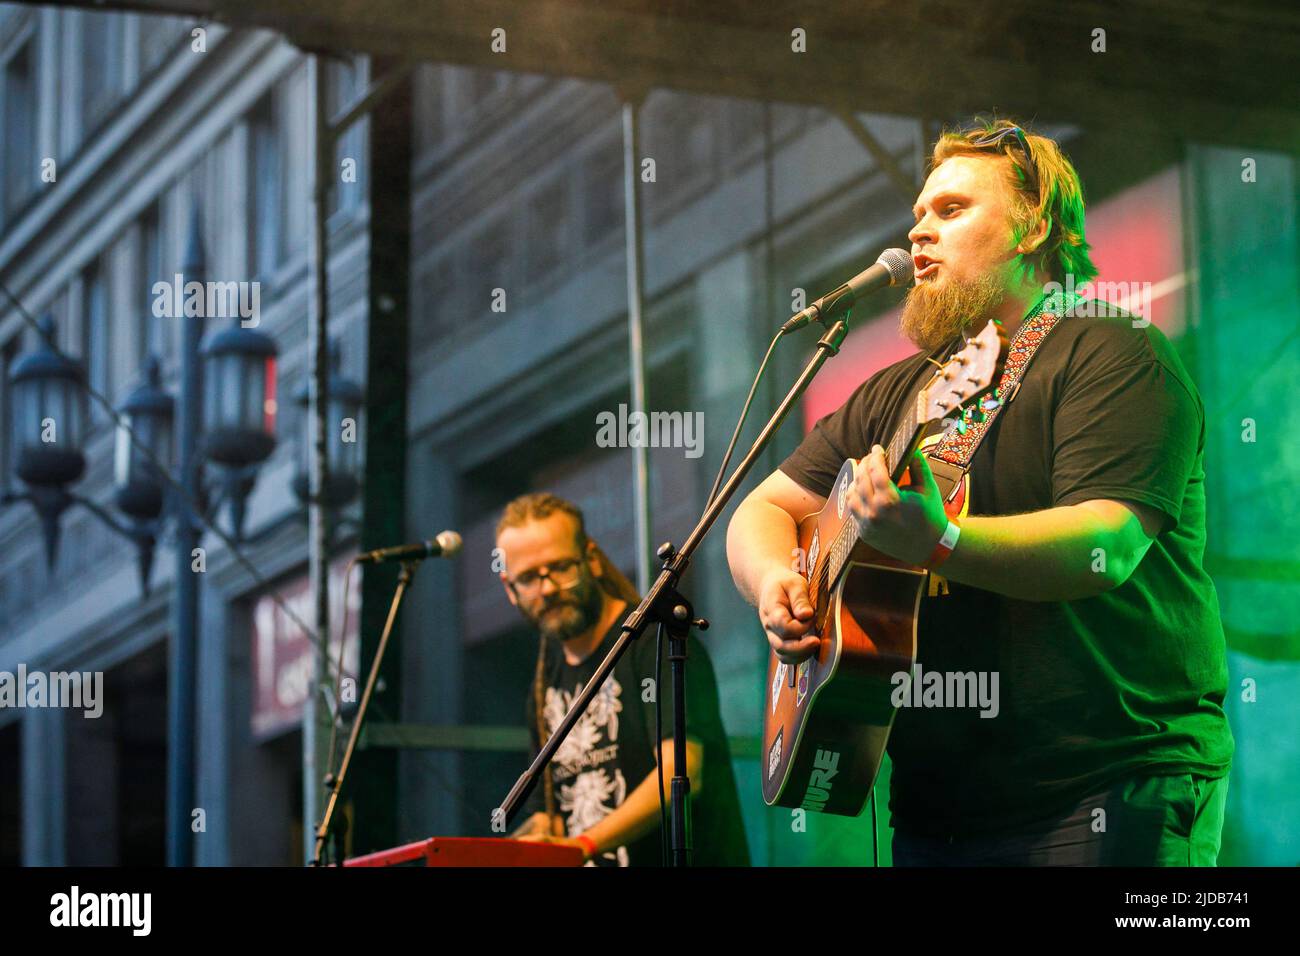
(818, 320, 1005, 594)
(883, 396, 927, 485)
(822, 407, 931, 591)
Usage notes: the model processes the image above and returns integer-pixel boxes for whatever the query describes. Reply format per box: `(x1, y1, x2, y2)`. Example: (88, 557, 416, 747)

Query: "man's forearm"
(936, 504, 1132, 601)
(727, 497, 799, 606)
(581, 741, 702, 855)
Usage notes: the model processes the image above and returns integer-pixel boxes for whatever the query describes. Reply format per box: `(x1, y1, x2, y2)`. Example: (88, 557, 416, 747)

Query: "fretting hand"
(847, 444, 949, 566)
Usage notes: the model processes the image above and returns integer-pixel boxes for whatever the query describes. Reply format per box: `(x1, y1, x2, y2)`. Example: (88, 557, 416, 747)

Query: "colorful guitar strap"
(928, 287, 1086, 469)
(921, 287, 1084, 595)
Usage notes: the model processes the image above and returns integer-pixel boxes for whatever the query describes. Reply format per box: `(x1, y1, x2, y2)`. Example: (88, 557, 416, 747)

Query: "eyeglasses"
(968, 125, 1039, 198)
(507, 556, 586, 596)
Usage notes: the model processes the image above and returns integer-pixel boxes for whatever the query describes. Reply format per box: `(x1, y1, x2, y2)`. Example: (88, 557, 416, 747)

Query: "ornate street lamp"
(291, 339, 363, 510)
(200, 320, 279, 538)
(0, 206, 292, 869)
(2, 210, 284, 593)
(201, 323, 278, 467)
(5, 316, 89, 570)
(10, 316, 88, 489)
(114, 356, 175, 523)
(110, 357, 175, 592)
(2, 316, 165, 591)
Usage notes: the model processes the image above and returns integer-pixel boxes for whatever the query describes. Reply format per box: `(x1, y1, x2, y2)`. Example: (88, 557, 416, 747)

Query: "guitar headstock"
(918, 319, 1008, 425)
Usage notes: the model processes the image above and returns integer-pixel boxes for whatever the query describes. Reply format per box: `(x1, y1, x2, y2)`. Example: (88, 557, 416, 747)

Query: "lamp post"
(165, 209, 279, 865)
(167, 207, 205, 869)
(2, 206, 281, 866)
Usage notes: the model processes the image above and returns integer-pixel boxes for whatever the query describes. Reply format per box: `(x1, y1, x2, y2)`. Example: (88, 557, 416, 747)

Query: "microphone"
(357, 530, 463, 564)
(781, 248, 914, 334)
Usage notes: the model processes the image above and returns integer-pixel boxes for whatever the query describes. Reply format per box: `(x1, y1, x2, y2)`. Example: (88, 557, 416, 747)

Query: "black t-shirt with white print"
(524, 616, 750, 867)
(779, 298, 1234, 839)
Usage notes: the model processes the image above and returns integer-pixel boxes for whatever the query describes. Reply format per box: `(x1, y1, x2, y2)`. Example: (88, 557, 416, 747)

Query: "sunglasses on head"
(968, 125, 1039, 197)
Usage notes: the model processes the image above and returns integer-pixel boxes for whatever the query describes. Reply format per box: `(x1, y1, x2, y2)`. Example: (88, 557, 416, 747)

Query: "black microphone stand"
(497, 316, 852, 865)
(310, 559, 420, 866)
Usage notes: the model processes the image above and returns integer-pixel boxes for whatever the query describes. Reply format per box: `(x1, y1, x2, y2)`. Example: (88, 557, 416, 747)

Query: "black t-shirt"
(779, 300, 1234, 838)
(523, 615, 751, 866)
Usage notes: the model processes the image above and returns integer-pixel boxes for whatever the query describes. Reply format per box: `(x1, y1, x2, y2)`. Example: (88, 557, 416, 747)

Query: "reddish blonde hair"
(931, 118, 1097, 285)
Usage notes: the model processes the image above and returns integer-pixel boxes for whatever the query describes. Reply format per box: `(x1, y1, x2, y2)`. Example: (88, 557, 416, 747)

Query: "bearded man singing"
(726, 119, 1233, 866)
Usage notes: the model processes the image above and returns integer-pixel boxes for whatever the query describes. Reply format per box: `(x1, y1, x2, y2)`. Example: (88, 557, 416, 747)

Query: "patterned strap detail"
(930, 289, 1084, 468)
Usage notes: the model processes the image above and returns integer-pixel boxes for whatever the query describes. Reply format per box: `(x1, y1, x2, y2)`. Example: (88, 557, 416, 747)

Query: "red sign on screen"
(251, 559, 360, 739)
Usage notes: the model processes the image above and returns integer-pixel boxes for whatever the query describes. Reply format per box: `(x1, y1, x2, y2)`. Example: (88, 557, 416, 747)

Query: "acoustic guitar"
(761, 319, 1008, 815)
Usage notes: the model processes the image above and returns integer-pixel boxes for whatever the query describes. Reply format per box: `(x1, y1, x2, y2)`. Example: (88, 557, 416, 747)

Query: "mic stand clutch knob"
(669, 601, 709, 631)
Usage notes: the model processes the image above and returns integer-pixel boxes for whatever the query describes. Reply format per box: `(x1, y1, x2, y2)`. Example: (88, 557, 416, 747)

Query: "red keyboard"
(343, 837, 584, 867)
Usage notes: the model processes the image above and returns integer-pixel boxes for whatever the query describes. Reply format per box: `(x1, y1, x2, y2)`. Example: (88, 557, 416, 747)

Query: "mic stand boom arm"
(496, 317, 851, 865)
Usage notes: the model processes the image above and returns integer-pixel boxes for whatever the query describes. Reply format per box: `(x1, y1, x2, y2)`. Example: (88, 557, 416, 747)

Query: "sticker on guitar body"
(770, 662, 787, 715)
(805, 530, 820, 583)
(795, 658, 812, 708)
(799, 749, 841, 811)
(767, 728, 784, 781)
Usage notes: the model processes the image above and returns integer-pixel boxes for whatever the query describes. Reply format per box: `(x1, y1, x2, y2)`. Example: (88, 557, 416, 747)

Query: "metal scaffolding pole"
(303, 53, 335, 864)
(165, 205, 205, 867)
(622, 96, 651, 593)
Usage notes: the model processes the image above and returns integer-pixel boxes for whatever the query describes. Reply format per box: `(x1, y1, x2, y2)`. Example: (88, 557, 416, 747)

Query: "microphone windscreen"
(435, 530, 463, 556)
(878, 247, 914, 286)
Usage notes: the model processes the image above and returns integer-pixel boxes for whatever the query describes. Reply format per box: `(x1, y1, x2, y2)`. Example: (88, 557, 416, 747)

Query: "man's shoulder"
(1049, 307, 1193, 387)
(1059, 298, 1146, 330)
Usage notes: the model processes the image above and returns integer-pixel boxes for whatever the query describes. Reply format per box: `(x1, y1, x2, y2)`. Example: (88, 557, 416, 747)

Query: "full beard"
(899, 272, 1007, 351)
(529, 578, 605, 643)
